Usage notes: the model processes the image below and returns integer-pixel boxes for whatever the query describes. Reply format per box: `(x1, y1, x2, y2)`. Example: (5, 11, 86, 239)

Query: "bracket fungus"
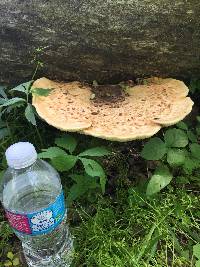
(32, 77, 193, 141)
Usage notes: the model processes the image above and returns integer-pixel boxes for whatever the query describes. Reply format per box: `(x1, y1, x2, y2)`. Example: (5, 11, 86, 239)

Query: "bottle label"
(5, 191, 65, 236)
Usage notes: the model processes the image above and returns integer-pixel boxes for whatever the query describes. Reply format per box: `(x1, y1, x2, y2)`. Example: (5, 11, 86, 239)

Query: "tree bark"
(0, 0, 200, 84)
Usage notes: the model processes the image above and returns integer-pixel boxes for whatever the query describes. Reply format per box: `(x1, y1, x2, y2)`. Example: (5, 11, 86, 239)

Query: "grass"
(0, 104, 200, 266)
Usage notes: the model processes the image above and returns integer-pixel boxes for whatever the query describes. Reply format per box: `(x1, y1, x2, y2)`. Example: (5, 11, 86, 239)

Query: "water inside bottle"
(3, 176, 73, 267)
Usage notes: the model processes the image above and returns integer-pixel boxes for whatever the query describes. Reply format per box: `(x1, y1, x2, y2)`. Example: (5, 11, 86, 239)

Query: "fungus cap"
(32, 77, 193, 141)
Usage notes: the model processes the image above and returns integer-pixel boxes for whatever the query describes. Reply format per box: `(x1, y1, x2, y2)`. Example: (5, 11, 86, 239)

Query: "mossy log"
(0, 0, 200, 84)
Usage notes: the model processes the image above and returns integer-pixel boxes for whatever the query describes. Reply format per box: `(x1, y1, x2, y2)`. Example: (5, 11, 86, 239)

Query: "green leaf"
(7, 252, 14, 260)
(196, 260, 200, 267)
(0, 97, 26, 107)
(38, 147, 68, 159)
(31, 88, 53, 96)
(167, 149, 186, 166)
(12, 257, 20, 266)
(0, 97, 7, 104)
(0, 85, 8, 99)
(25, 104, 37, 126)
(164, 128, 188, 148)
(0, 128, 9, 139)
(4, 260, 12, 267)
(79, 147, 111, 157)
(80, 158, 106, 193)
(51, 155, 77, 172)
(67, 174, 99, 203)
(55, 135, 77, 154)
(187, 130, 198, 143)
(176, 121, 188, 130)
(11, 80, 33, 94)
(176, 176, 190, 184)
(189, 79, 200, 94)
(190, 144, 200, 159)
(183, 155, 200, 174)
(196, 125, 200, 136)
(141, 137, 166, 160)
(146, 165, 173, 196)
(193, 243, 200, 259)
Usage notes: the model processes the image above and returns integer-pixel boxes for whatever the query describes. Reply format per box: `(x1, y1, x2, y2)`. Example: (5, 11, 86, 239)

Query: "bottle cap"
(5, 142, 37, 169)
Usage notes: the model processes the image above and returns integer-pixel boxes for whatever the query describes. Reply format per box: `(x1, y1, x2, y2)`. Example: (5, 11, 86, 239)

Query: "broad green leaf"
(38, 147, 67, 159)
(12, 257, 20, 266)
(51, 155, 77, 172)
(187, 130, 198, 143)
(0, 128, 9, 139)
(80, 158, 106, 193)
(193, 243, 200, 259)
(196, 260, 200, 267)
(141, 137, 166, 160)
(0, 97, 26, 107)
(190, 144, 200, 159)
(4, 260, 12, 266)
(176, 121, 188, 130)
(55, 135, 77, 154)
(79, 146, 111, 157)
(7, 252, 14, 260)
(164, 128, 188, 148)
(146, 165, 173, 196)
(167, 149, 186, 166)
(67, 183, 88, 203)
(183, 155, 200, 174)
(11, 80, 33, 94)
(25, 104, 37, 125)
(67, 174, 99, 203)
(31, 88, 53, 96)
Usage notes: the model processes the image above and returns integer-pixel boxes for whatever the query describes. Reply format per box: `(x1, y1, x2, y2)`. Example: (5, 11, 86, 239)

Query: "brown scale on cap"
(32, 77, 193, 142)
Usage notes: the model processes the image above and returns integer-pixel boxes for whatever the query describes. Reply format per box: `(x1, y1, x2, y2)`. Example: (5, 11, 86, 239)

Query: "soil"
(91, 84, 126, 103)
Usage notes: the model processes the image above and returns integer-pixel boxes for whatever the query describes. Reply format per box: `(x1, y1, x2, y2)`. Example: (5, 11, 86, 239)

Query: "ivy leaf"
(55, 135, 77, 154)
(11, 80, 33, 94)
(164, 128, 188, 148)
(167, 149, 186, 166)
(146, 165, 173, 196)
(80, 158, 106, 193)
(51, 155, 77, 172)
(187, 130, 198, 143)
(38, 147, 68, 159)
(176, 121, 188, 130)
(141, 137, 166, 160)
(193, 243, 200, 259)
(0, 97, 26, 107)
(31, 88, 53, 96)
(190, 144, 200, 159)
(25, 104, 37, 126)
(79, 147, 111, 157)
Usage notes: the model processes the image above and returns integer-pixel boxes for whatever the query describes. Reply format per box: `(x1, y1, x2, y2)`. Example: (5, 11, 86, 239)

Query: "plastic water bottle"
(0, 142, 73, 267)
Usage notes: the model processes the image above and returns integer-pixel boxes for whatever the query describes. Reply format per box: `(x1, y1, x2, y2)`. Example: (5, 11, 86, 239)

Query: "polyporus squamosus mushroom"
(32, 77, 193, 142)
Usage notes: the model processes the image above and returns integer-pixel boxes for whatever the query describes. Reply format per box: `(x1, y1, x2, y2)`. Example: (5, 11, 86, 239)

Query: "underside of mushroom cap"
(32, 77, 193, 141)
